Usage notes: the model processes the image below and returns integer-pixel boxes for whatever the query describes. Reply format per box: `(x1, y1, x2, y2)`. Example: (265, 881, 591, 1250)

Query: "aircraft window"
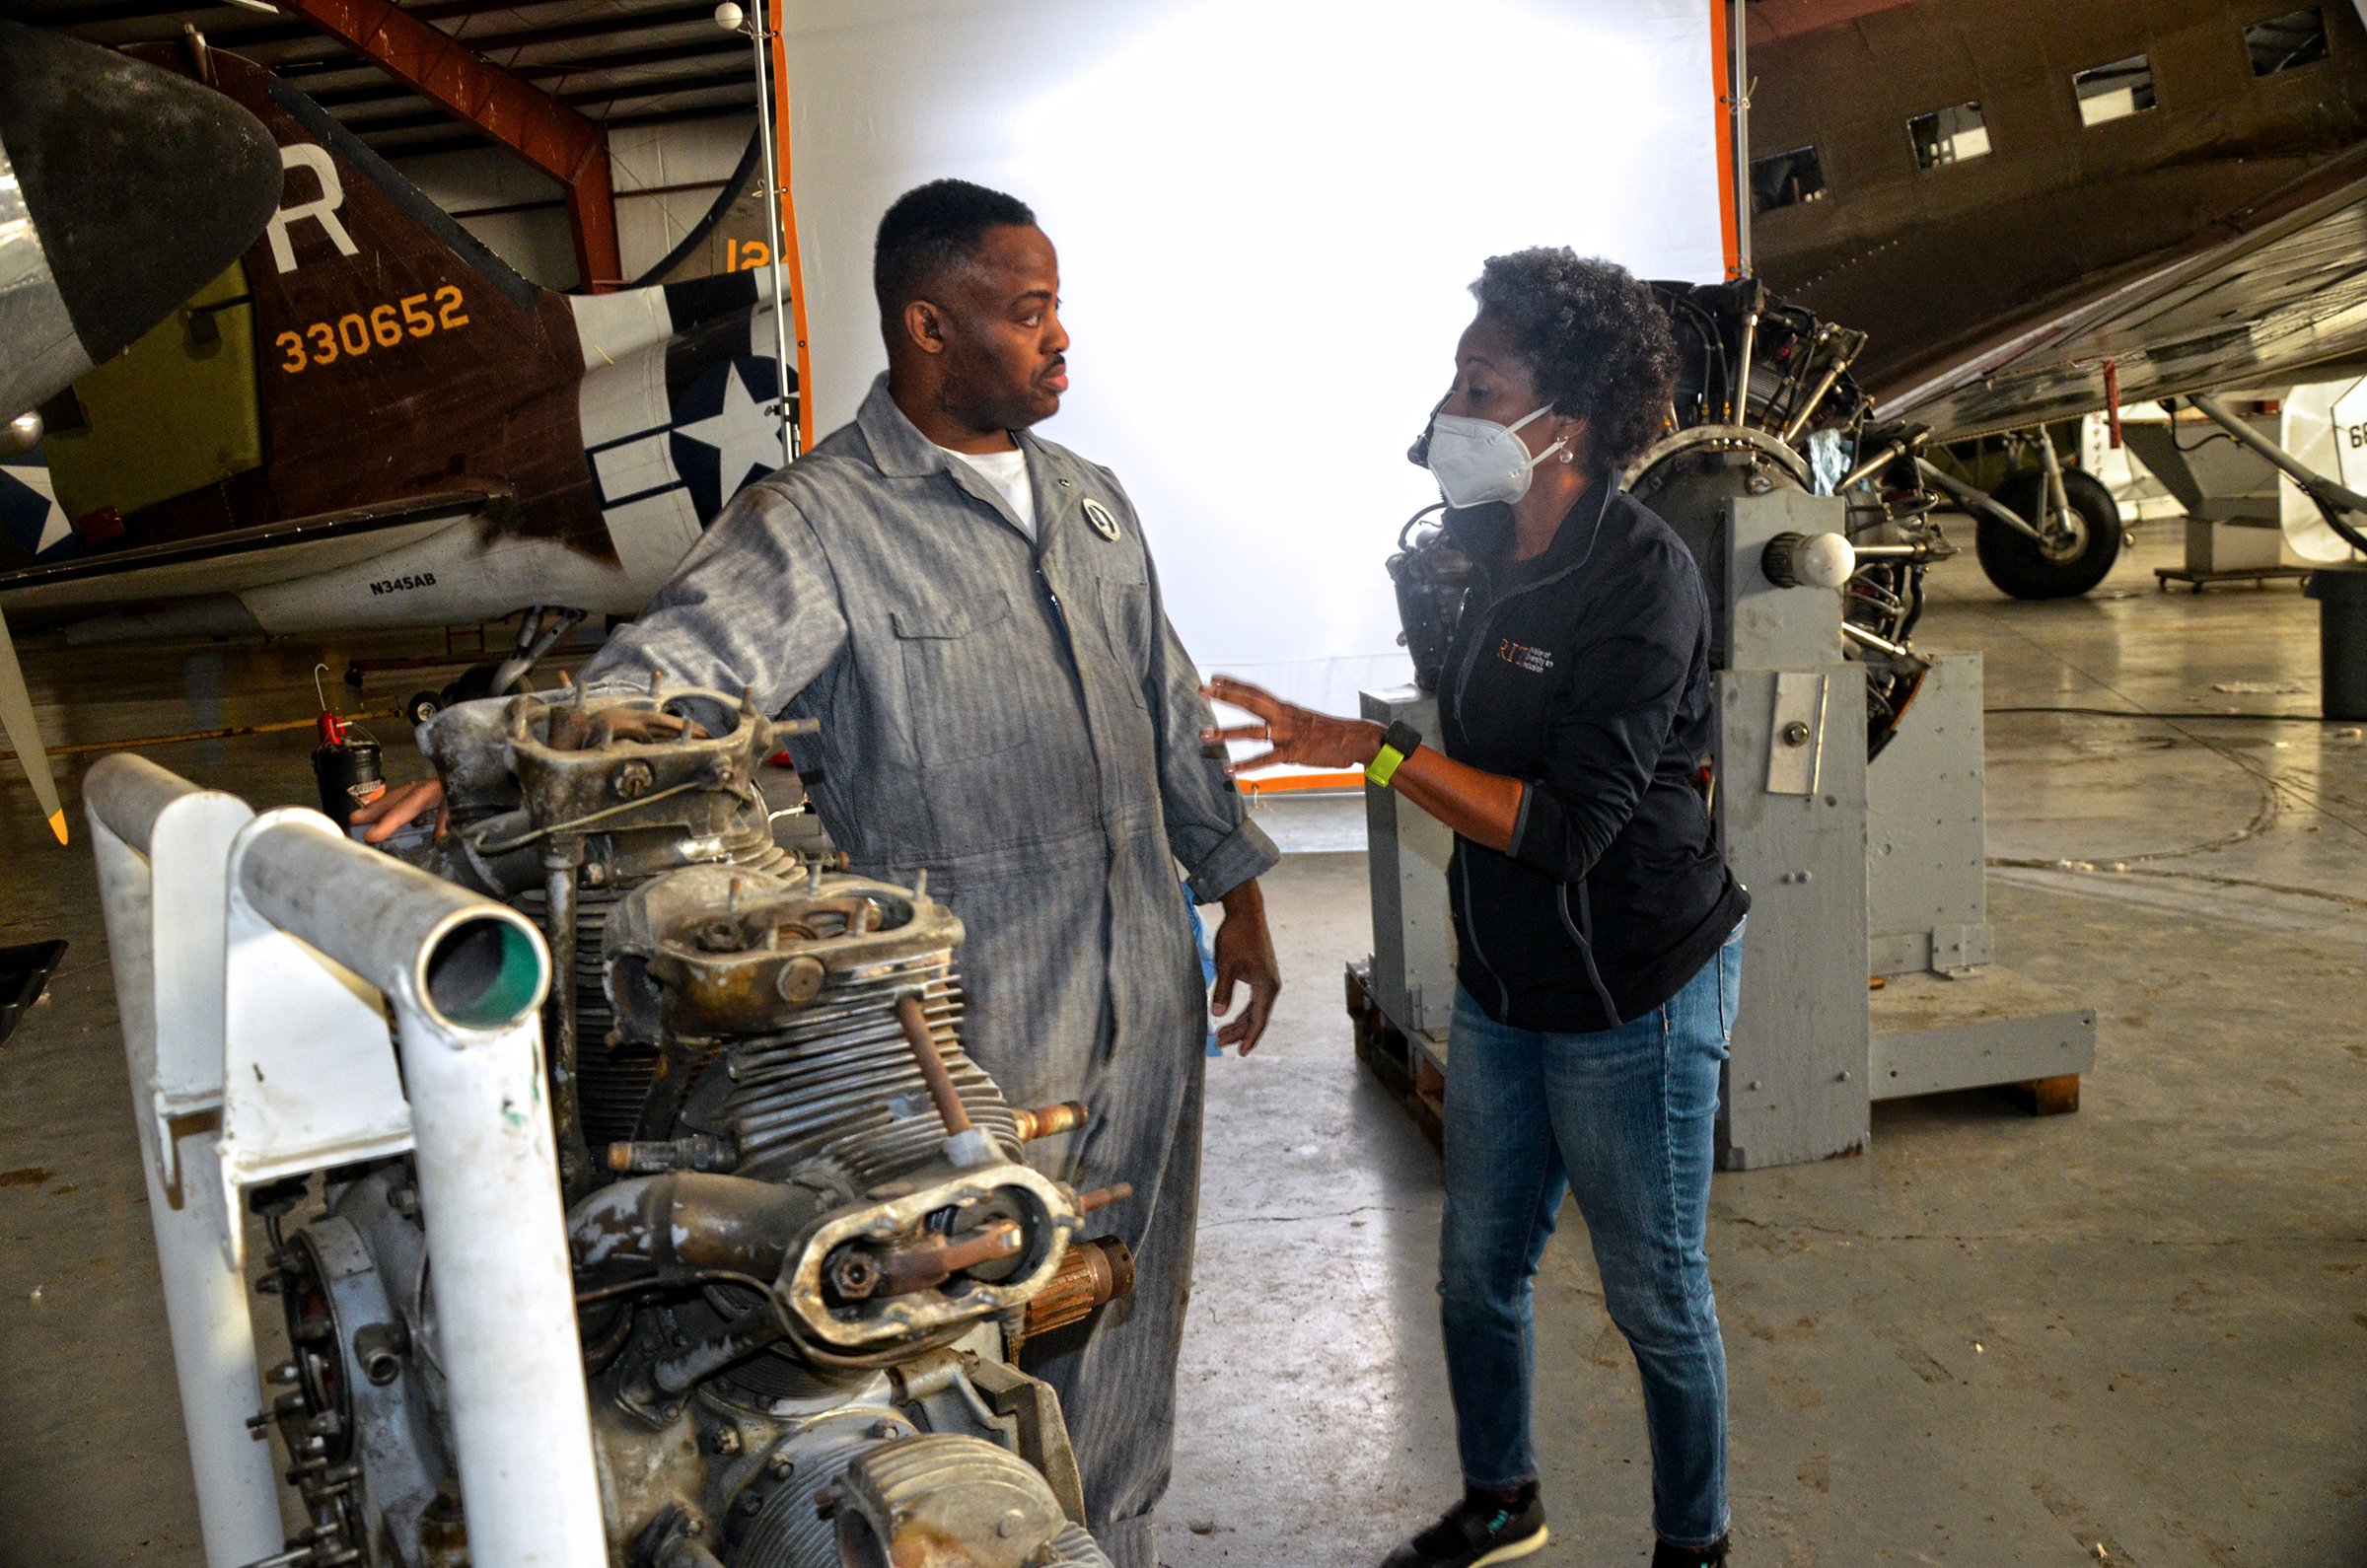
(2074, 54, 2157, 125)
(1908, 102, 1990, 169)
(1750, 145, 1827, 215)
(2247, 9, 2329, 76)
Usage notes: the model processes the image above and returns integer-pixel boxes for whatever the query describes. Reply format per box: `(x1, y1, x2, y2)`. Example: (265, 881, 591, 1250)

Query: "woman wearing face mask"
(1202, 249, 1746, 1568)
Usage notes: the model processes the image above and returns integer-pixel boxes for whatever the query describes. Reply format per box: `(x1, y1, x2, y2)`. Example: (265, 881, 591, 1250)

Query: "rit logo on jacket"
(1496, 638, 1553, 675)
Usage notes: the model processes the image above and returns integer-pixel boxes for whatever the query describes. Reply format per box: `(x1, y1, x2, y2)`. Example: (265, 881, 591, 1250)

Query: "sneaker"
(1379, 1491, 1549, 1567)
(1650, 1535, 1730, 1568)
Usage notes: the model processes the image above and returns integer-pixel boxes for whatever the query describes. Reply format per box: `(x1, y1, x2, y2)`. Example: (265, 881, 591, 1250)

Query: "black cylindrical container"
(1387, 524, 1472, 693)
(2305, 566, 2367, 721)
(312, 739, 384, 829)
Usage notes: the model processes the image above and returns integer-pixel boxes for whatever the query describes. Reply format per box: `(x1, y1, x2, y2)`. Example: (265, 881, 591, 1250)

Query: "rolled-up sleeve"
(584, 481, 848, 711)
(1504, 576, 1694, 884)
(1130, 505, 1279, 903)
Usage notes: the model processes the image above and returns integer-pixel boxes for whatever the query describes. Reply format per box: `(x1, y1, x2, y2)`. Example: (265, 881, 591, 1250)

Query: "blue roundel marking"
(669, 355, 785, 525)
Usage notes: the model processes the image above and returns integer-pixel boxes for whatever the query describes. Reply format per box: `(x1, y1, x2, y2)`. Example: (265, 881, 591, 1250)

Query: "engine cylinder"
(268, 685, 1125, 1568)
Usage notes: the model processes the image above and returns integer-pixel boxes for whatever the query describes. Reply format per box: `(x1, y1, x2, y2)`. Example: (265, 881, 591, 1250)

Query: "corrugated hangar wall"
(394, 117, 765, 292)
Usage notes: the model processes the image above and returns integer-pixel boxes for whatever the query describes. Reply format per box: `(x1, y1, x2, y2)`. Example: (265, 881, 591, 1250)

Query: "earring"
(1557, 449, 1575, 464)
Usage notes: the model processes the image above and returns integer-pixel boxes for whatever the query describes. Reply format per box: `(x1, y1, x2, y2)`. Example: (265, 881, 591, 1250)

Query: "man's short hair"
(873, 178, 1038, 319)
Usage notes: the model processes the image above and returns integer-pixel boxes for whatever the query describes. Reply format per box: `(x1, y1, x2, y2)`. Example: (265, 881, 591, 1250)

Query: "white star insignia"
(675, 360, 789, 501)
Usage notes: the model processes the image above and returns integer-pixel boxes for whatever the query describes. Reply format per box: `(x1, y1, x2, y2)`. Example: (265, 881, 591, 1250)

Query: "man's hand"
(1200, 675, 1385, 776)
(1209, 879, 1281, 1054)
(349, 779, 446, 844)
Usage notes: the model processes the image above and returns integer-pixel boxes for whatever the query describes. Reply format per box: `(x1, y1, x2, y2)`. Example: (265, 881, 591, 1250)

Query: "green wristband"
(1365, 720, 1424, 788)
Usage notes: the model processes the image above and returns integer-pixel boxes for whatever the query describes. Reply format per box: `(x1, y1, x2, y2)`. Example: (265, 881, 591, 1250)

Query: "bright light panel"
(782, 0, 1724, 714)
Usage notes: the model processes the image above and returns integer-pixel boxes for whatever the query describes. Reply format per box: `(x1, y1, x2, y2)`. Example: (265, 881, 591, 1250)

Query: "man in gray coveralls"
(367, 178, 1282, 1568)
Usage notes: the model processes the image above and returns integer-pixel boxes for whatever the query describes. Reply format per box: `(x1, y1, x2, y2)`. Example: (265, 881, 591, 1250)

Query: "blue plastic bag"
(1183, 879, 1220, 1057)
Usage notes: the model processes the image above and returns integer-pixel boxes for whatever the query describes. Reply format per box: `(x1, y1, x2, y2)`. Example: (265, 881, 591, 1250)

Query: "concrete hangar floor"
(0, 516, 2358, 1567)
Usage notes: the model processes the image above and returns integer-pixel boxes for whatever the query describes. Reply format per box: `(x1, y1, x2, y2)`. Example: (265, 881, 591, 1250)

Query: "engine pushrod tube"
(897, 991, 972, 1136)
(1836, 439, 1905, 494)
(1076, 1182, 1133, 1214)
(543, 837, 593, 1200)
(1729, 309, 1757, 425)
(1840, 620, 1915, 659)
(1780, 332, 1862, 443)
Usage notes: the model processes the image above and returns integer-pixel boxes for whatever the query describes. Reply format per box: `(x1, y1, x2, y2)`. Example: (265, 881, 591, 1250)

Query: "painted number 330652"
(275, 285, 469, 374)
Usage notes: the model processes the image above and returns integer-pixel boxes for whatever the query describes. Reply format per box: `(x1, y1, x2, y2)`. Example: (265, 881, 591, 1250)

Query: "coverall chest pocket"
(893, 590, 1044, 763)
(1094, 572, 1154, 708)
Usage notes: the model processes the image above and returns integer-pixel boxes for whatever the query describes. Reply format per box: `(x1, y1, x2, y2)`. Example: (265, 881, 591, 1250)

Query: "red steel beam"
(312, 39, 748, 107)
(269, 0, 625, 291)
(274, 5, 727, 80)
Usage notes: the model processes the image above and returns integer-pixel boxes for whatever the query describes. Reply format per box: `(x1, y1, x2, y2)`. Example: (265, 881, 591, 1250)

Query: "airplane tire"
(1975, 469, 2122, 599)
(404, 690, 443, 727)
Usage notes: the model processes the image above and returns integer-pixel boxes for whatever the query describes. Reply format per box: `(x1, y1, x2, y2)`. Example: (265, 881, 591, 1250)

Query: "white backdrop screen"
(781, 0, 1725, 715)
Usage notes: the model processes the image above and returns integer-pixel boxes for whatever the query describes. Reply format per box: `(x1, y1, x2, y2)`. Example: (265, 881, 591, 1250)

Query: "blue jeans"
(1437, 924, 1742, 1549)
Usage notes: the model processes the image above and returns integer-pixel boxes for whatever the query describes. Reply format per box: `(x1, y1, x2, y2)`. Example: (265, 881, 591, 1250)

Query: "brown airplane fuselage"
(0, 44, 793, 647)
(1748, 0, 2367, 436)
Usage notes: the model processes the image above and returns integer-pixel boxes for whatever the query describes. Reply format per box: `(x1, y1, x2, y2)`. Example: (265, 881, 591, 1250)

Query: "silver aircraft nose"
(0, 18, 281, 418)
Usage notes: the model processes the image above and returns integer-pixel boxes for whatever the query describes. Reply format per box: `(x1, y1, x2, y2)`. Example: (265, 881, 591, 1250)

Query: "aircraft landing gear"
(1976, 467, 2122, 599)
(488, 606, 588, 695)
(1951, 425, 2122, 600)
(401, 607, 589, 727)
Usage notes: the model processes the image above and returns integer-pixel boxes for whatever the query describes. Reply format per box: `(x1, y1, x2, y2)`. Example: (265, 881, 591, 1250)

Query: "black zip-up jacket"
(1437, 479, 1748, 1033)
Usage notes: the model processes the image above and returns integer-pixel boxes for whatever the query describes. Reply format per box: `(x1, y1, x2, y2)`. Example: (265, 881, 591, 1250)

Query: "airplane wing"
(0, 485, 507, 847)
(0, 486, 512, 612)
(1858, 146, 2367, 440)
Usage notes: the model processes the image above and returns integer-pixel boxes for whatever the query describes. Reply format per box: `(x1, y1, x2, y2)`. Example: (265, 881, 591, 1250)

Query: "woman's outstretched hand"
(1200, 676, 1386, 776)
(349, 778, 446, 844)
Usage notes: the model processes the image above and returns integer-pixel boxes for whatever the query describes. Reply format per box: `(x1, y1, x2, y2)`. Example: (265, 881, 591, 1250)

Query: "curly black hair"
(1469, 248, 1678, 471)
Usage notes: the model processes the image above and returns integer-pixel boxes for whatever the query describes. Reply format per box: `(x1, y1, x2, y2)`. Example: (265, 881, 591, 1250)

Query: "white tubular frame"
(218, 808, 418, 1270)
(89, 752, 606, 1568)
(224, 809, 605, 1568)
(86, 755, 281, 1568)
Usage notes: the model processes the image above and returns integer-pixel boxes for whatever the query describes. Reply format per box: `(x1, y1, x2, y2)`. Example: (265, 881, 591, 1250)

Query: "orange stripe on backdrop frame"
(1236, 770, 1365, 798)
(1709, 0, 1742, 281)
(768, 0, 817, 454)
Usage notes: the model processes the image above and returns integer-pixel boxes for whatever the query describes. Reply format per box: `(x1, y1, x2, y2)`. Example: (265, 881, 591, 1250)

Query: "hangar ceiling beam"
(275, 3, 727, 76)
(266, 0, 625, 292)
(389, 98, 752, 162)
(312, 37, 747, 107)
(40, 0, 524, 35)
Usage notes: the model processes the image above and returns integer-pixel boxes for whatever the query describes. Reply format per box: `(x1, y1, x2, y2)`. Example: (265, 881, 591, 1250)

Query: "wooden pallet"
(2000, 1074, 2081, 1115)
(1869, 967, 2091, 1116)
(1345, 960, 1444, 1150)
(1351, 961, 2084, 1137)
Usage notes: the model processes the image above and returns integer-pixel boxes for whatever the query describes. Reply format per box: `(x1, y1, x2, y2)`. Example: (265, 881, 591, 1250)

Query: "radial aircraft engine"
(251, 685, 1134, 1568)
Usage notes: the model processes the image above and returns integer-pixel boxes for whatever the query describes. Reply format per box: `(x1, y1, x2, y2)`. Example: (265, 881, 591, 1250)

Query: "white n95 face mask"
(1422, 403, 1568, 509)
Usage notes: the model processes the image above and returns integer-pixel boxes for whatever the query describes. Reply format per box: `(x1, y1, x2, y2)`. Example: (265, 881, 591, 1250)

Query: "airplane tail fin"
(0, 606, 64, 844)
